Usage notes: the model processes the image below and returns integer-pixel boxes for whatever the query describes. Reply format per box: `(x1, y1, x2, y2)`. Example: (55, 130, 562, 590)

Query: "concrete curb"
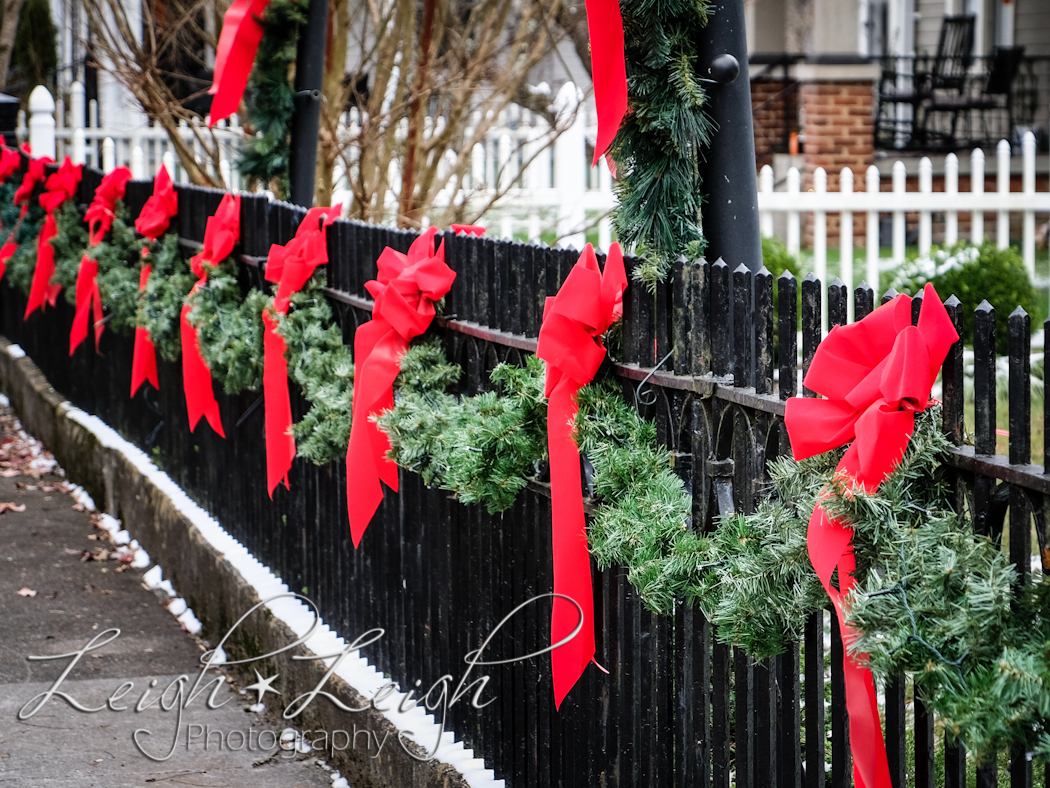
(0, 336, 476, 788)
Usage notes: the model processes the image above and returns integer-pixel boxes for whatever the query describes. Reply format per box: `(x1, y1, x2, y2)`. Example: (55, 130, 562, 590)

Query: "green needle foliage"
(612, 0, 714, 285)
(6, 164, 1050, 765)
(237, 0, 306, 197)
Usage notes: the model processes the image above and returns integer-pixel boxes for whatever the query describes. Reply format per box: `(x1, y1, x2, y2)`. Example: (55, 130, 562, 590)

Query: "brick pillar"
(795, 64, 879, 246)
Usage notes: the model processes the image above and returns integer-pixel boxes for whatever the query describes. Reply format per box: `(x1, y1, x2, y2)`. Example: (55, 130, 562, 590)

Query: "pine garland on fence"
(612, 0, 714, 285)
(237, 0, 306, 197)
(6, 163, 1050, 765)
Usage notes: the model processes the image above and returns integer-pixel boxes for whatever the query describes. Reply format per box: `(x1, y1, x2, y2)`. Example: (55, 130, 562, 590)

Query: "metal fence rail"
(2, 170, 1048, 787)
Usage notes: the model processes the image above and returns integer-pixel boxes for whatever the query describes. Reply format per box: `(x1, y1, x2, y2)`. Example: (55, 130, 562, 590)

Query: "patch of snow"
(113, 529, 131, 546)
(248, 702, 265, 713)
(59, 403, 504, 788)
(167, 598, 188, 616)
(142, 565, 163, 588)
(0, 393, 9, 406)
(6, 344, 25, 359)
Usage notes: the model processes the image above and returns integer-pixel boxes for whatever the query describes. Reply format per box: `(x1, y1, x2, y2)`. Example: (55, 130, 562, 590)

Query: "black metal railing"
(3, 172, 1048, 787)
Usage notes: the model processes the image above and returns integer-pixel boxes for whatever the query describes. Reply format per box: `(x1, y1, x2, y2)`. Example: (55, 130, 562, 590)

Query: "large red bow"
(26, 157, 82, 318)
(134, 165, 178, 241)
(784, 283, 957, 788)
(263, 205, 340, 496)
(345, 226, 456, 546)
(70, 167, 133, 355)
(13, 155, 51, 210)
(179, 193, 240, 437)
(208, 0, 271, 126)
(131, 166, 179, 397)
(85, 166, 132, 245)
(0, 148, 21, 185)
(535, 242, 627, 708)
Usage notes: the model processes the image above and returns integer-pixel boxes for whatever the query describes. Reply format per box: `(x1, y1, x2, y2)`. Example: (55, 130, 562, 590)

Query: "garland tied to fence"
(26, 157, 81, 318)
(5, 158, 1050, 767)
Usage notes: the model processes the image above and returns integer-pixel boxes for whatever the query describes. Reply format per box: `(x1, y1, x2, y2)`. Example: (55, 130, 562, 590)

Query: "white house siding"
(915, 0, 946, 55)
(1015, 0, 1050, 136)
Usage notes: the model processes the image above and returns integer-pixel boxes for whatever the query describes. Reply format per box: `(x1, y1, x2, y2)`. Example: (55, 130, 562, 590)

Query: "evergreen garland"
(612, 0, 714, 285)
(237, 0, 307, 197)
(6, 163, 1050, 766)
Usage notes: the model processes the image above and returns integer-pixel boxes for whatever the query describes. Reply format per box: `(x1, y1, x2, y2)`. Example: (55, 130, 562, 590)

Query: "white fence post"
(131, 145, 145, 179)
(554, 83, 586, 250)
(102, 137, 115, 173)
(840, 167, 854, 321)
(814, 167, 827, 299)
(892, 160, 906, 265)
(786, 167, 800, 256)
(28, 86, 56, 159)
(866, 165, 880, 293)
(598, 156, 613, 251)
(1022, 131, 1035, 279)
(162, 151, 176, 181)
(997, 139, 1010, 250)
(72, 128, 85, 166)
(918, 157, 932, 256)
(944, 153, 958, 245)
(759, 165, 774, 238)
(971, 147, 985, 244)
(70, 81, 85, 130)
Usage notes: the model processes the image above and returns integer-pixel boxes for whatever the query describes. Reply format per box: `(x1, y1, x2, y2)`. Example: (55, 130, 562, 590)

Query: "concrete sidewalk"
(0, 401, 332, 787)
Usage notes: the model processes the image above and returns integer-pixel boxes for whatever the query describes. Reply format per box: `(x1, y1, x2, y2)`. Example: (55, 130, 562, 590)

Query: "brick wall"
(751, 79, 799, 171)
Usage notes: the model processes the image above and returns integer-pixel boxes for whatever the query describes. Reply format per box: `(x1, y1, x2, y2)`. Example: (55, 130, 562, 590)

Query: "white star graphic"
(243, 670, 281, 704)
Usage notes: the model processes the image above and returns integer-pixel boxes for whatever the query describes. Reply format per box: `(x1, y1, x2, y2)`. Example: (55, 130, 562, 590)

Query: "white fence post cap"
(28, 85, 55, 113)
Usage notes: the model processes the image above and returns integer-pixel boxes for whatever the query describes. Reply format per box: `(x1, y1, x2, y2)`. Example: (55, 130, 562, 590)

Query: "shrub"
(888, 242, 1041, 355)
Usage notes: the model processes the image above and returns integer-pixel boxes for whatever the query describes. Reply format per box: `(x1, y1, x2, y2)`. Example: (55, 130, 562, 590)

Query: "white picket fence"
(757, 132, 1050, 313)
(19, 82, 616, 247)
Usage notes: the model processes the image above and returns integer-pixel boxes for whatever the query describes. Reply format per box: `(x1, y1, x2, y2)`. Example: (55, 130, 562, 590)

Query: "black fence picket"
(3, 168, 1047, 788)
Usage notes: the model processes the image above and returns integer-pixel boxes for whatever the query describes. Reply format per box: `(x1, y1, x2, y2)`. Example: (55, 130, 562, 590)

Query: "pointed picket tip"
(1009, 305, 1029, 319)
(712, 257, 729, 270)
(733, 262, 750, 275)
(830, 277, 845, 288)
(803, 272, 819, 283)
(975, 299, 995, 315)
(778, 269, 797, 283)
(943, 294, 962, 308)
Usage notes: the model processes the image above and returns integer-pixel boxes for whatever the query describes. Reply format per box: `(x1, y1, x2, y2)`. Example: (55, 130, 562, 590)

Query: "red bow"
(263, 205, 340, 496)
(131, 166, 179, 397)
(208, 0, 271, 126)
(179, 193, 240, 436)
(345, 226, 456, 546)
(85, 167, 132, 245)
(784, 283, 957, 788)
(134, 166, 178, 241)
(0, 148, 21, 184)
(70, 167, 133, 355)
(25, 157, 82, 319)
(13, 156, 51, 210)
(535, 242, 627, 708)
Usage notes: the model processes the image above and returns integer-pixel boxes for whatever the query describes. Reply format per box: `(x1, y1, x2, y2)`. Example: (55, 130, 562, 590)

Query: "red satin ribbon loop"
(535, 242, 627, 709)
(13, 156, 51, 208)
(208, 0, 271, 125)
(263, 205, 341, 496)
(345, 226, 456, 547)
(784, 283, 957, 788)
(180, 193, 240, 437)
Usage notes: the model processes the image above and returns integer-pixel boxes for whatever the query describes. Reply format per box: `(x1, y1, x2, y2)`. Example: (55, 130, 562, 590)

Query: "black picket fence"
(3, 166, 1049, 788)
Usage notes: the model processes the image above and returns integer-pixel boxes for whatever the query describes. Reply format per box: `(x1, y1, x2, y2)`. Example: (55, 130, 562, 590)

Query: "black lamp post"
(696, 0, 763, 273)
(288, 0, 330, 208)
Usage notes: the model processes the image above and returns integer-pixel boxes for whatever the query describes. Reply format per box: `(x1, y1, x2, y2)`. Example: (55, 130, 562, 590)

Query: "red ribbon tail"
(584, 0, 628, 163)
(70, 255, 97, 355)
(547, 380, 595, 709)
(263, 311, 294, 497)
(209, 0, 271, 124)
(131, 327, 159, 397)
(180, 302, 225, 438)
(808, 504, 892, 788)
(131, 265, 159, 397)
(25, 229, 57, 319)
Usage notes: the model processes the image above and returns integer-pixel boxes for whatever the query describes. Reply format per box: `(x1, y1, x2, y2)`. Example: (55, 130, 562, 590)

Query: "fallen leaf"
(16, 587, 36, 597)
(71, 503, 86, 512)
(0, 502, 26, 514)
(86, 534, 97, 540)
(65, 548, 83, 555)
(0, 469, 19, 477)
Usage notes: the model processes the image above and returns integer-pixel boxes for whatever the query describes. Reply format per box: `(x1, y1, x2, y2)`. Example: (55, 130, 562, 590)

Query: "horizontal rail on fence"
(757, 191, 1050, 212)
